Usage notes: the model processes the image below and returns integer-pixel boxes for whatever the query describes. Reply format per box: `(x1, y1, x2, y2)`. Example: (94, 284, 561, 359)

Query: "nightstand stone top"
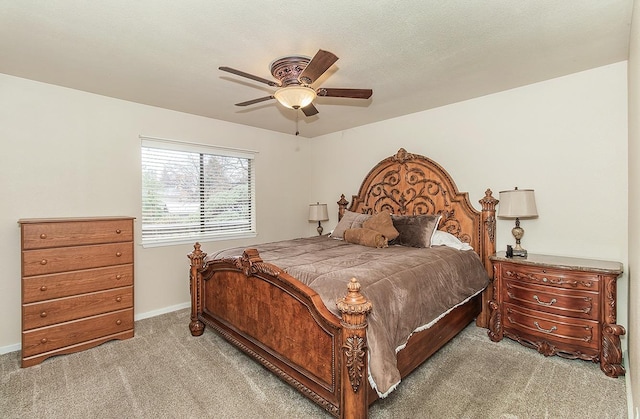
(490, 251, 623, 276)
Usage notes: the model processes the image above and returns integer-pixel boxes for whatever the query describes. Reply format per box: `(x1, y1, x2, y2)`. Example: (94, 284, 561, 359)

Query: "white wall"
(0, 73, 311, 351)
(310, 62, 629, 344)
(627, 0, 639, 416)
(0, 62, 630, 366)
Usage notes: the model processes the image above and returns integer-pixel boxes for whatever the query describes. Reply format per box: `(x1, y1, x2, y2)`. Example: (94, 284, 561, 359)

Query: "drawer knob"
(534, 321, 557, 334)
(116, 319, 122, 325)
(542, 277, 548, 282)
(40, 338, 48, 344)
(116, 296, 122, 302)
(40, 259, 48, 265)
(533, 295, 557, 306)
(40, 285, 47, 292)
(40, 311, 47, 318)
(40, 233, 47, 239)
(116, 229, 122, 234)
(116, 274, 122, 280)
(116, 252, 122, 257)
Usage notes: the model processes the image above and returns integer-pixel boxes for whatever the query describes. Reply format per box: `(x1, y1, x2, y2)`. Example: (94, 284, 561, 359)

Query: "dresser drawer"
(23, 264, 133, 303)
(22, 242, 133, 276)
(504, 303, 599, 351)
(501, 263, 599, 292)
(21, 219, 133, 250)
(23, 286, 133, 329)
(504, 279, 599, 320)
(22, 308, 133, 358)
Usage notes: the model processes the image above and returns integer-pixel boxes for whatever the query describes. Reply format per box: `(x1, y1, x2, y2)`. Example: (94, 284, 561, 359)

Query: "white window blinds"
(141, 137, 256, 246)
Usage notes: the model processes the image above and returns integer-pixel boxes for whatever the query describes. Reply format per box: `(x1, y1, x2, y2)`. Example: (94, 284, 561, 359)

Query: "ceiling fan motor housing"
(270, 56, 311, 86)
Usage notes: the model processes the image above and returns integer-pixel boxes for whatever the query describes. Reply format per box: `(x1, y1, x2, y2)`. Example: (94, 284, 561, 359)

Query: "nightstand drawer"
(502, 264, 599, 292)
(22, 242, 133, 276)
(23, 286, 133, 329)
(21, 219, 133, 250)
(504, 279, 599, 320)
(504, 303, 599, 351)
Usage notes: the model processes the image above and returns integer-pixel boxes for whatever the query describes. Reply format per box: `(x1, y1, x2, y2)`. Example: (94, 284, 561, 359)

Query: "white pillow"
(431, 230, 473, 251)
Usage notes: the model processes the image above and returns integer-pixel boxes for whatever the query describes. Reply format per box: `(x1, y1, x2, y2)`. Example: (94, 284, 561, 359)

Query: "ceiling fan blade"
(301, 103, 319, 117)
(219, 67, 280, 87)
(316, 88, 373, 99)
(298, 50, 338, 85)
(235, 96, 275, 106)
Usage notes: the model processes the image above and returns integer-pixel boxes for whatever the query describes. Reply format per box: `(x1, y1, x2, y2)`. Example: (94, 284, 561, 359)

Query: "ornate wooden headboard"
(337, 148, 498, 275)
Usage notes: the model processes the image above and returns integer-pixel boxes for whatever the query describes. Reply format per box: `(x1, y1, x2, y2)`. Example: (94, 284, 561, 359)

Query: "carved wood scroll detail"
(504, 270, 594, 288)
(343, 335, 366, 393)
(336, 278, 372, 395)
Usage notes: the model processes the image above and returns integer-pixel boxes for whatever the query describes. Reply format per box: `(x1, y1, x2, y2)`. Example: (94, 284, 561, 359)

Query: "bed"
(188, 148, 498, 418)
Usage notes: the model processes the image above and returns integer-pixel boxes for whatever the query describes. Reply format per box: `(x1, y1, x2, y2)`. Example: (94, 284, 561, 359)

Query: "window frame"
(140, 136, 257, 248)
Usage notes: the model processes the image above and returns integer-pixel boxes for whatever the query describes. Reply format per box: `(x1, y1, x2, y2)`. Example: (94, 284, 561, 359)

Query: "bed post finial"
(337, 194, 349, 221)
(336, 278, 372, 418)
(188, 242, 207, 336)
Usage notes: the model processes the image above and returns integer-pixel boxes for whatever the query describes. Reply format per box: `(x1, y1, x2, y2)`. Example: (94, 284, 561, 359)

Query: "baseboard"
(0, 343, 21, 355)
(625, 350, 637, 419)
(134, 302, 191, 321)
(0, 302, 191, 356)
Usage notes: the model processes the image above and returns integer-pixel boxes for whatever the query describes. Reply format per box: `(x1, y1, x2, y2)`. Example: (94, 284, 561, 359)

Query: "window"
(141, 137, 256, 246)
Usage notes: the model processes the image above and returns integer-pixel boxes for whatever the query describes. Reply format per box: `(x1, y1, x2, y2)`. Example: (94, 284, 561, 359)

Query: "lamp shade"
(498, 188, 538, 218)
(274, 86, 317, 109)
(308, 203, 329, 222)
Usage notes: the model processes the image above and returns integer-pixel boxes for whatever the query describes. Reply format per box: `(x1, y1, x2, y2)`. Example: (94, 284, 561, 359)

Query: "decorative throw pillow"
(344, 228, 388, 248)
(329, 210, 372, 239)
(431, 230, 473, 251)
(390, 214, 442, 248)
(362, 211, 399, 240)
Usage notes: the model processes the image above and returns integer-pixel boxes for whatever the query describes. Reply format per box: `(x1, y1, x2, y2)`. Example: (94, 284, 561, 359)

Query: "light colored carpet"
(0, 308, 626, 418)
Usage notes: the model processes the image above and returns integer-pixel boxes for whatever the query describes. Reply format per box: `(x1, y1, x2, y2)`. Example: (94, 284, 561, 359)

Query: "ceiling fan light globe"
(273, 86, 316, 110)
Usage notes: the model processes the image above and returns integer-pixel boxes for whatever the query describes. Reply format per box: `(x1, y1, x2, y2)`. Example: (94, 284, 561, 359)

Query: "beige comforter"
(211, 236, 489, 396)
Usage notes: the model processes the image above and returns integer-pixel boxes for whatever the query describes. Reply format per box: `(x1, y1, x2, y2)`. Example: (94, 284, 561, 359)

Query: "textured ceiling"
(0, 1, 633, 138)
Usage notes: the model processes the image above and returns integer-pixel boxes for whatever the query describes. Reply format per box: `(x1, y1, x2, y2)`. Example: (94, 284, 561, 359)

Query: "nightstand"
(487, 252, 625, 377)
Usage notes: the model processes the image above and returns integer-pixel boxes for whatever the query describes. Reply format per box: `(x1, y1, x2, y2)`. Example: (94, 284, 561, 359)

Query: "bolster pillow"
(344, 228, 388, 248)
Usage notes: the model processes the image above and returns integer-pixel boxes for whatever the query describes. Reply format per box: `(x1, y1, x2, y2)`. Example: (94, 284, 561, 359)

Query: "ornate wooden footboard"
(188, 245, 372, 417)
(188, 148, 498, 418)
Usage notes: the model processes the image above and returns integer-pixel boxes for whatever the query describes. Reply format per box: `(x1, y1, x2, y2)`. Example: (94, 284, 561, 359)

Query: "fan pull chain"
(295, 111, 300, 136)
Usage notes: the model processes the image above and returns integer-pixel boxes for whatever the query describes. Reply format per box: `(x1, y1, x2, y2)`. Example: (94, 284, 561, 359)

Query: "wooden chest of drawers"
(19, 217, 135, 367)
(488, 252, 625, 377)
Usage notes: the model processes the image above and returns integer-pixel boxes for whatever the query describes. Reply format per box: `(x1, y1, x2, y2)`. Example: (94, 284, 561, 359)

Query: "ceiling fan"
(219, 49, 373, 117)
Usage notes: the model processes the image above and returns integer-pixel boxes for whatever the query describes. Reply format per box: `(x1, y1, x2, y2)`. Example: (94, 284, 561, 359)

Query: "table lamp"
(498, 187, 538, 257)
(309, 203, 329, 235)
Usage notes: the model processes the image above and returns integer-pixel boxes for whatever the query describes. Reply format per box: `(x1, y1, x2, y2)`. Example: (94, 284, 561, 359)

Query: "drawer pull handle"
(116, 296, 122, 302)
(40, 311, 47, 318)
(116, 229, 122, 234)
(542, 277, 548, 282)
(40, 233, 47, 239)
(40, 286, 47, 292)
(533, 295, 557, 306)
(40, 259, 48, 265)
(116, 274, 122, 280)
(116, 252, 122, 257)
(116, 319, 122, 325)
(534, 321, 557, 334)
(40, 338, 47, 344)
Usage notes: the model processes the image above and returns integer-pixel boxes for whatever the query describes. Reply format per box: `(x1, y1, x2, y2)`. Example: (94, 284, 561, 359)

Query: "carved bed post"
(477, 189, 498, 328)
(188, 242, 207, 336)
(336, 278, 372, 419)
